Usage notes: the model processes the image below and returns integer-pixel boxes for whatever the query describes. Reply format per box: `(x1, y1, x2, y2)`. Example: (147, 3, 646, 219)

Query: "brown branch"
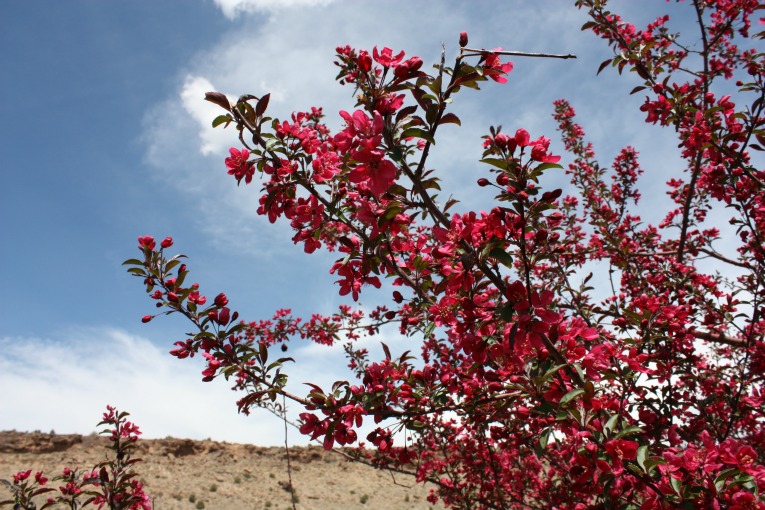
(694, 329, 748, 347)
(630, 248, 752, 270)
(461, 47, 577, 59)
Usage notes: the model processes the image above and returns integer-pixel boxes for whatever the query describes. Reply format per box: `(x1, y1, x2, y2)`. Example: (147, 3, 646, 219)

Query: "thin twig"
(461, 47, 577, 59)
(282, 394, 298, 510)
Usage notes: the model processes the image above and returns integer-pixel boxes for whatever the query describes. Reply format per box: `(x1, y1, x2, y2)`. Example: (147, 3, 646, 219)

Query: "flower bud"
(477, 178, 490, 187)
(357, 50, 372, 72)
(515, 128, 530, 147)
(214, 293, 229, 307)
(160, 236, 173, 248)
(459, 31, 468, 48)
(141, 315, 153, 323)
(218, 307, 231, 325)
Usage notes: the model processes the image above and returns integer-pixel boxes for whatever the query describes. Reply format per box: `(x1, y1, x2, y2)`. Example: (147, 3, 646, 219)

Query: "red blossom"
(372, 46, 405, 68)
(482, 47, 514, 83)
(225, 147, 254, 184)
(123, 9, 765, 508)
(137, 235, 155, 251)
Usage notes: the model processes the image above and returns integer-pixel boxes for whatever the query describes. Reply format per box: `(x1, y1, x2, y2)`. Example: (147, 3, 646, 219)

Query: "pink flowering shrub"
(124, 1, 764, 508)
(0, 407, 151, 510)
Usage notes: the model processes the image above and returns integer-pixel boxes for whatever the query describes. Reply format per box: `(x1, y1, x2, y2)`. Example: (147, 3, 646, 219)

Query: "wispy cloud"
(180, 76, 234, 156)
(0, 324, 418, 446)
(213, 0, 337, 19)
(141, 2, 610, 252)
(0, 328, 287, 444)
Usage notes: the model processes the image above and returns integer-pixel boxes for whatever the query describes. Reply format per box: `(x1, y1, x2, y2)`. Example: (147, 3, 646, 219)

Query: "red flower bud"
(214, 293, 229, 307)
(141, 315, 153, 323)
(459, 31, 468, 48)
(167, 292, 179, 303)
(477, 178, 490, 187)
(393, 62, 410, 79)
(515, 128, 530, 147)
(357, 50, 372, 72)
(160, 236, 173, 248)
(407, 56, 423, 73)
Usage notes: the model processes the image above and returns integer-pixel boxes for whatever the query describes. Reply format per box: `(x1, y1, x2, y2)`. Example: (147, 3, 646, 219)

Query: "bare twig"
(461, 47, 577, 59)
(282, 394, 298, 510)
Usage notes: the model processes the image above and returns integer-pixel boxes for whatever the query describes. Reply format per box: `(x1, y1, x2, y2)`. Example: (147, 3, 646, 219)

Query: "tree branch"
(461, 48, 577, 59)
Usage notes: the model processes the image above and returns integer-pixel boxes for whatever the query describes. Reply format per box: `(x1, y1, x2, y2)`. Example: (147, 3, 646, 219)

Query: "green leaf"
(400, 127, 436, 145)
(559, 388, 585, 405)
(614, 426, 643, 440)
(541, 364, 567, 383)
(212, 114, 232, 128)
(636, 445, 648, 472)
(499, 303, 515, 321)
(572, 363, 585, 383)
(533, 162, 563, 173)
(714, 468, 739, 491)
(488, 247, 513, 268)
(604, 414, 619, 435)
(122, 258, 144, 266)
(643, 458, 664, 474)
(479, 157, 509, 170)
(538, 428, 551, 450)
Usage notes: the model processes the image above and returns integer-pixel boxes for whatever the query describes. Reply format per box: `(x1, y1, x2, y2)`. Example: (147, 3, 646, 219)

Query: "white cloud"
(0, 326, 411, 446)
(179, 76, 236, 156)
(213, 0, 337, 18)
(142, 2, 607, 250)
(0, 328, 289, 444)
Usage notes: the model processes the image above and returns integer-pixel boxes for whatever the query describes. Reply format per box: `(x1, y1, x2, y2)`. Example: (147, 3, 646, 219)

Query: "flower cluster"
(127, 4, 765, 508)
(1, 407, 150, 510)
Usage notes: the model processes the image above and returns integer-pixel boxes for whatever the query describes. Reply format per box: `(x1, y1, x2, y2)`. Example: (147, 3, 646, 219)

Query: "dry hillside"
(0, 431, 446, 510)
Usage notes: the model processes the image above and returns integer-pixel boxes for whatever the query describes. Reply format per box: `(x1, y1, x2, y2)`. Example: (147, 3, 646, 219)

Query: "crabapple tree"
(125, 1, 765, 508)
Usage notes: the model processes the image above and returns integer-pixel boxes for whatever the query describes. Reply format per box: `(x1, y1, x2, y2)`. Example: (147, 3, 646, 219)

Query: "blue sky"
(1, 1, 700, 445)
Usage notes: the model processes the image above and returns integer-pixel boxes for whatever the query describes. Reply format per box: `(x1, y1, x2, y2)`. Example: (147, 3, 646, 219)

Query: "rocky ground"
(0, 431, 445, 510)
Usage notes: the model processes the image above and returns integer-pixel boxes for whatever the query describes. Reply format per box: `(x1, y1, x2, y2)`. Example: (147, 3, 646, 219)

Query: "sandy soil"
(0, 432, 445, 510)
